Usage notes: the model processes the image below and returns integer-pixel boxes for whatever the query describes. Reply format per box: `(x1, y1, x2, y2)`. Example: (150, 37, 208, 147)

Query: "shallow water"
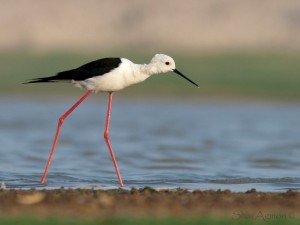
(1, 97, 300, 191)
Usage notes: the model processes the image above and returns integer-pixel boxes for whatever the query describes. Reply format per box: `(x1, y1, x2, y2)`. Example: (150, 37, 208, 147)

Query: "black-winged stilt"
(24, 54, 199, 187)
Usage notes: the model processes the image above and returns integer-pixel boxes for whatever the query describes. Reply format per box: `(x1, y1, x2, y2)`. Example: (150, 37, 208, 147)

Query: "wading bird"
(24, 54, 199, 187)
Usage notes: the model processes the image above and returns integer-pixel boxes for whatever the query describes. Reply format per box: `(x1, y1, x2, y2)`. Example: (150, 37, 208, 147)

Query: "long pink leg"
(40, 90, 92, 184)
(104, 92, 124, 187)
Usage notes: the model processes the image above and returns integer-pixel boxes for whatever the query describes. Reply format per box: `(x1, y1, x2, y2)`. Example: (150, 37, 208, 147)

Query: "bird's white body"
(73, 58, 147, 91)
(73, 54, 176, 92)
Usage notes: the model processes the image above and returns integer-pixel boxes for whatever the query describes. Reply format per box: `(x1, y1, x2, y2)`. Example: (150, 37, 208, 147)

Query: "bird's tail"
(22, 76, 58, 84)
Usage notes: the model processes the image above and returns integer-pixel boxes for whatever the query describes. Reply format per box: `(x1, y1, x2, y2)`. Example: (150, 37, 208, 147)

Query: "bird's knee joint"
(104, 131, 109, 140)
(58, 117, 64, 125)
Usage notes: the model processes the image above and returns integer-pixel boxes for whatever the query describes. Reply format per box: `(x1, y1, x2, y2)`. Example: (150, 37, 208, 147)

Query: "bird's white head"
(149, 54, 176, 74)
(148, 53, 199, 88)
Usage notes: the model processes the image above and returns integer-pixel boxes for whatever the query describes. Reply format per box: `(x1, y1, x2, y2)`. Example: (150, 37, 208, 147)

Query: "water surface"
(1, 97, 300, 191)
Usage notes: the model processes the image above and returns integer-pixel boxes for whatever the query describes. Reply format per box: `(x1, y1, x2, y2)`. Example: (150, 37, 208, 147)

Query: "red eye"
(165, 62, 170, 65)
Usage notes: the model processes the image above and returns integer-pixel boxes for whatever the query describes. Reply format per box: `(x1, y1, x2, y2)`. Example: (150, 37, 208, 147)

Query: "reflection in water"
(0, 98, 300, 191)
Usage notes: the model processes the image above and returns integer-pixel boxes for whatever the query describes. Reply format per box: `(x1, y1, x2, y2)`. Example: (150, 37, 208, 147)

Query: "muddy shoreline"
(0, 188, 299, 218)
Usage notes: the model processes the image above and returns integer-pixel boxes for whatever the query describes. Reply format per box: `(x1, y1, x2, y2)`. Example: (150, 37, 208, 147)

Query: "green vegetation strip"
(0, 217, 299, 225)
(1, 51, 300, 99)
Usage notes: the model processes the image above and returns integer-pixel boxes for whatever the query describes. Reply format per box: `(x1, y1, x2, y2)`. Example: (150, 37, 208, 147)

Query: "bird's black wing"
(24, 58, 122, 83)
(63, 58, 122, 80)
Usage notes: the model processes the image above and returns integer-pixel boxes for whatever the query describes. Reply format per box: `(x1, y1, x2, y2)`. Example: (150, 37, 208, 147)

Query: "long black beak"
(173, 69, 199, 88)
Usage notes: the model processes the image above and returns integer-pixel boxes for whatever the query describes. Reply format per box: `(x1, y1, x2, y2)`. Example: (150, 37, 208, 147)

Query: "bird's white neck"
(117, 59, 162, 89)
(139, 62, 163, 76)
(129, 62, 160, 83)
(117, 61, 150, 87)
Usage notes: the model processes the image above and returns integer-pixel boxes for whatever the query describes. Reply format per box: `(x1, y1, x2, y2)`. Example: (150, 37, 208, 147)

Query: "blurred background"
(1, 0, 300, 190)
(1, 0, 300, 98)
